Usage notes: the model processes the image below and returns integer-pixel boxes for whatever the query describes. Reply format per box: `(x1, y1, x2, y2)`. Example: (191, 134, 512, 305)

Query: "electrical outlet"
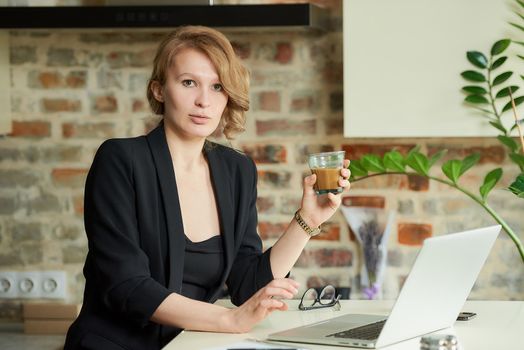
(0, 271, 18, 299)
(0, 271, 67, 300)
(16, 271, 41, 299)
(41, 270, 67, 299)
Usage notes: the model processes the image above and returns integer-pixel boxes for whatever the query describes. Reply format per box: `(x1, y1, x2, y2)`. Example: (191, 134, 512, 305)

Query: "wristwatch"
(294, 210, 321, 237)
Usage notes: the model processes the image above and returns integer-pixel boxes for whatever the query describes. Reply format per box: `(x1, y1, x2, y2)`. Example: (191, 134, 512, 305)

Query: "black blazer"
(64, 123, 275, 350)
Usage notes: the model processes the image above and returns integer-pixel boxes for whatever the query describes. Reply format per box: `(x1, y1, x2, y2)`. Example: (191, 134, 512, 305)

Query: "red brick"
(323, 62, 343, 84)
(427, 145, 505, 164)
(62, 122, 115, 139)
(73, 195, 84, 216)
(312, 222, 340, 241)
(65, 71, 87, 88)
(342, 144, 417, 160)
(256, 197, 276, 214)
(241, 144, 287, 164)
(258, 221, 288, 240)
(258, 91, 280, 112)
(326, 117, 343, 135)
(291, 95, 315, 112)
(52, 168, 89, 188)
(398, 223, 432, 246)
(256, 119, 316, 136)
(42, 98, 81, 113)
(132, 98, 147, 112)
(231, 41, 251, 59)
(296, 248, 353, 268)
(10, 121, 50, 137)
(342, 196, 385, 208)
(348, 226, 357, 241)
(306, 275, 341, 289)
(39, 72, 62, 88)
(257, 170, 292, 189)
(92, 95, 117, 113)
(275, 42, 293, 64)
(406, 174, 429, 191)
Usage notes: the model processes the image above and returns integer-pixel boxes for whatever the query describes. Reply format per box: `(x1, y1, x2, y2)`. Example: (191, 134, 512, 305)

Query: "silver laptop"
(268, 225, 501, 348)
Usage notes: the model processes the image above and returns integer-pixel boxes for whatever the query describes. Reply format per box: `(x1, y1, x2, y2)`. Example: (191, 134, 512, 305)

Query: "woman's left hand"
(299, 159, 351, 229)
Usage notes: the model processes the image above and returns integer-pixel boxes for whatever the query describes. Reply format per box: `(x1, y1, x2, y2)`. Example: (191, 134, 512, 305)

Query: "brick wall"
(0, 0, 523, 321)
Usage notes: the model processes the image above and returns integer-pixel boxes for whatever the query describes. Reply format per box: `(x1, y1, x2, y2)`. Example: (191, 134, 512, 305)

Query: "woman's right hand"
(224, 278, 300, 333)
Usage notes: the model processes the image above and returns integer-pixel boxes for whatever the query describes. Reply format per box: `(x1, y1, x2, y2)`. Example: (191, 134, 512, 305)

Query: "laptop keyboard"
(327, 319, 387, 340)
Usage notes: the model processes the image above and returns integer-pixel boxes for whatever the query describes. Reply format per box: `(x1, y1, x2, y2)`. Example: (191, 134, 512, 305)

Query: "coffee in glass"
(308, 151, 345, 195)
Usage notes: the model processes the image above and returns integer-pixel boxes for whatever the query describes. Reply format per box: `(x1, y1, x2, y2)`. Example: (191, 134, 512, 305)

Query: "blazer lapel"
(205, 145, 235, 286)
(146, 123, 186, 292)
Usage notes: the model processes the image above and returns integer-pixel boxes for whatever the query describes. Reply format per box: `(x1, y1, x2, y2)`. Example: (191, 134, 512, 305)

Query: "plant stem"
(487, 57, 507, 135)
(351, 172, 524, 262)
(508, 89, 524, 153)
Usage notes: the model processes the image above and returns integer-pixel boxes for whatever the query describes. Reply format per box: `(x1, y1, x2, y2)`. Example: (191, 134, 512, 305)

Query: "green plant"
(349, 148, 524, 263)
(460, 0, 524, 198)
(349, 0, 524, 264)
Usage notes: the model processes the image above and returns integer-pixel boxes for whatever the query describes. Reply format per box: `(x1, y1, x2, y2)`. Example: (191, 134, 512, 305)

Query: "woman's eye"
(212, 83, 223, 92)
(182, 80, 196, 87)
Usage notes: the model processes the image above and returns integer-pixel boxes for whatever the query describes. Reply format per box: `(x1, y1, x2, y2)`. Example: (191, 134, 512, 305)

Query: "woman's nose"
(195, 88, 210, 108)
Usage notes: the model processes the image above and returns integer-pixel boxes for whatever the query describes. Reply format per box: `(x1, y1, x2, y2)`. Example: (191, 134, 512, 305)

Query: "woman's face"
(158, 48, 228, 141)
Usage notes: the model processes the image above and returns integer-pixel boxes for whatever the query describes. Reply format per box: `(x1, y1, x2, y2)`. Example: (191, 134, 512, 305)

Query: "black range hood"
(0, 4, 327, 30)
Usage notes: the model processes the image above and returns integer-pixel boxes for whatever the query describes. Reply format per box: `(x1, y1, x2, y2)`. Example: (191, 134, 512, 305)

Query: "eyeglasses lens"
(319, 285, 336, 305)
(302, 288, 318, 307)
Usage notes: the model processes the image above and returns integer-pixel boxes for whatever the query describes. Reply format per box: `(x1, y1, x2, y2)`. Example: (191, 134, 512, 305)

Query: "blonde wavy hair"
(147, 26, 250, 139)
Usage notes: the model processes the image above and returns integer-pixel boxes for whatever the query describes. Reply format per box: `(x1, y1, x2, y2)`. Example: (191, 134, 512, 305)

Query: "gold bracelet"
(294, 210, 321, 237)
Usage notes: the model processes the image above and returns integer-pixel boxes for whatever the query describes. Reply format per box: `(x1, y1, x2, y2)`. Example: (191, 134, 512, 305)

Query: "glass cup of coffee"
(308, 151, 346, 195)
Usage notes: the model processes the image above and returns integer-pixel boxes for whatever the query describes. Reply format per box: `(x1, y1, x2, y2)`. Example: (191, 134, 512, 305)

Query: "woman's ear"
(150, 81, 164, 102)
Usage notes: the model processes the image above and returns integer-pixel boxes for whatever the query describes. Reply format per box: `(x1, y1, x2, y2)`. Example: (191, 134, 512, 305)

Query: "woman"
(64, 26, 351, 349)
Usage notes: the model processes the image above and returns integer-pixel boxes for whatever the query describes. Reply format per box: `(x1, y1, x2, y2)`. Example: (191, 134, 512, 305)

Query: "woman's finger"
(262, 287, 295, 300)
(343, 159, 350, 168)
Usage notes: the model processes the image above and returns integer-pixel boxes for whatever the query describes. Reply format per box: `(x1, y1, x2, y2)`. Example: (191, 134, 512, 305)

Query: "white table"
(164, 300, 524, 350)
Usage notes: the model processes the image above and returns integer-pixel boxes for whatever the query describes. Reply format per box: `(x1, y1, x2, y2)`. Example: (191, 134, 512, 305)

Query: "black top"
(64, 124, 277, 350)
(181, 235, 225, 302)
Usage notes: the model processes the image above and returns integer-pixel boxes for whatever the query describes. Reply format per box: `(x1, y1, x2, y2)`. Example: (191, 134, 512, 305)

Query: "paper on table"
(204, 339, 309, 350)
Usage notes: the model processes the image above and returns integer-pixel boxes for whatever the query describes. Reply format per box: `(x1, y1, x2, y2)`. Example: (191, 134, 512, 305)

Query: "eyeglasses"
(298, 285, 341, 311)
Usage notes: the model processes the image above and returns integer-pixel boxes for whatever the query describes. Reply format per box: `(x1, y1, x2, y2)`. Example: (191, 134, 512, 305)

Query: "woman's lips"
(190, 114, 210, 124)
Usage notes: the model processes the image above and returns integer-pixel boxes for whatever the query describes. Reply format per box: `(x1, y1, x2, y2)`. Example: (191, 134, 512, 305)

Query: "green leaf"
(479, 168, 503, 201)
(509, 153, 524, 168)
(510, 22, 524, 32)
(461, 70, 486, 82)
(465, 95, 489, 104)
(497, 135, 519, 152)
(502, 96, 524, 112)
(462, 86, 487, 95)
(492, 71, 513, 86)
(407, 145, 421, 157)
(383, 151, 405, 172)
(518, 55, 524, 61)
(495, 86, 519, 98)
(349, 159, 368, 178)
(460, 153, 481, 175)
(517, 0, 524, 9)
(515, 41, 524, 48)
(508, 173, 524, 197)
(510, 118, 524, 131)
(361, 154, 385, 172)
(489, 121, 507, 133)
(491, 56, 507, 69)
(466, 51, 488, 68)
(429, 149, 447, 167)
(491, 39, 511, 55)
(406, 152, 429, 176)
(442, 160, 462, 183)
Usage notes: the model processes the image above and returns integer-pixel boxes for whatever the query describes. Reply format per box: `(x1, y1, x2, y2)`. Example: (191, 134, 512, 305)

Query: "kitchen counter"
(0, 323, 65, 350)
